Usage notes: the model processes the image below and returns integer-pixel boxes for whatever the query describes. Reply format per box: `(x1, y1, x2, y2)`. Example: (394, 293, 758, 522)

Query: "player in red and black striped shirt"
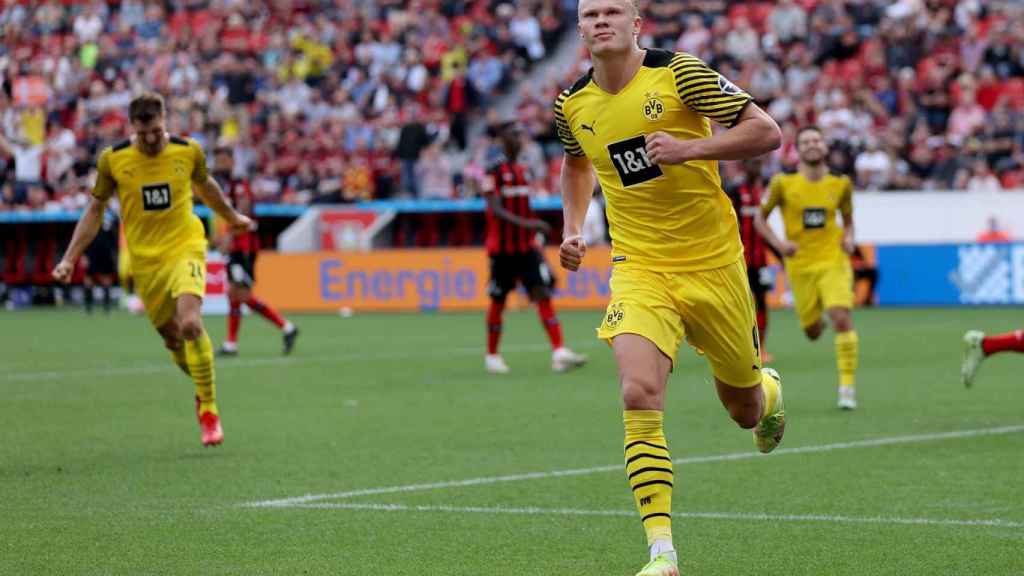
(725, 157, 776, 363)
(213, 146, 298, 357)
(481, 121, 586, 374)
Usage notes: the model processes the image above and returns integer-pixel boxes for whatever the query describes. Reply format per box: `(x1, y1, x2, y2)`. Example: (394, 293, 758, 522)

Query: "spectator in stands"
(676, 15, 711, 58)
(2, 0, 1023, 226)
(394, 104, 432, 198)
(0, 129, 42, 206)
(417, 140, 453, 200)
(854, 138, 893, 190)
(770, 0, 809, 46)
(726, 17, 761, 62)
(966, 158, 1003, 192)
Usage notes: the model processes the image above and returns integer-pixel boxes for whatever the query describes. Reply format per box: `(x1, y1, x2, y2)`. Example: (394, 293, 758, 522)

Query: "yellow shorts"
(134, 248, 207, 328)
(787, 260, 854, 329)
(596, 259, 762, 388)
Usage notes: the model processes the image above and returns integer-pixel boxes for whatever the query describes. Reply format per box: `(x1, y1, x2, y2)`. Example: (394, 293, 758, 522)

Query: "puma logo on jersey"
(581, 122, 596, 135)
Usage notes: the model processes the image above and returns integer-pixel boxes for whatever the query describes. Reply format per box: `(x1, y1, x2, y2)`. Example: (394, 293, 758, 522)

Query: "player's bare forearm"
(689, 105, 781, 161)
(842, 215, 856, 253)
(195, 176, 238, 222)
(649, 105, 781, 165)
(61, 197, 106, 265)
(560, 154, 594, 237)
(488, 196, 535, 229)
(755, 212, 786, 253)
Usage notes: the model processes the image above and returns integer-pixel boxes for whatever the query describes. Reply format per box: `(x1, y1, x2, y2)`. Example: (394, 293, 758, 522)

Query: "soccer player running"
(483, 120, 587, 374)
(725, 156, 775, 364)
(555, 2, 784, 574)
(757, 126, 860, 410)
(52, 93, 252, 447)
(212, 146, 298, 357)
(962, 329, 1024, 386)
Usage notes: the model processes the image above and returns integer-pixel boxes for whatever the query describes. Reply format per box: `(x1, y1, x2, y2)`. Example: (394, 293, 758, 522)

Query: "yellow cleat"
(754, 368, 785, 454)
(635, 554, 679, 576)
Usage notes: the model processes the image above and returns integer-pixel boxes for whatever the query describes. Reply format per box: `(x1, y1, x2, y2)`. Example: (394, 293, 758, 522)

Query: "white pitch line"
(243, 424, 1024, 508)
(282, 502, 1024, 530)
(3, 341, 599, 382)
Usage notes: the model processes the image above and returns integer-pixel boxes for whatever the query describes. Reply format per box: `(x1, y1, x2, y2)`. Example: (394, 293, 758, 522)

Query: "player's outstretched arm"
(487, 194, 551, 233)
(757, 177, 797, 257)
(559, 153, 595, 271)
(755, 211, 796, 258)
(194, 175, 253, 234)
(53, 197, 107, 283)
(646, 104, 781, 165)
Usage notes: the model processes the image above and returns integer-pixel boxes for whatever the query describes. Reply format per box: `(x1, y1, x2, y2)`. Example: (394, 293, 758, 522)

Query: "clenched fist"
(645, 131, 694, 165)
(52, 260, 74, 284)
(560, 235, 587, 271)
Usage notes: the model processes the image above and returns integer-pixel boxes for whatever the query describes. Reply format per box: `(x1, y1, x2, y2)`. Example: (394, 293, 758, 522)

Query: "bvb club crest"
(643, 92, 664, 122)
(605, 303, 625, 329)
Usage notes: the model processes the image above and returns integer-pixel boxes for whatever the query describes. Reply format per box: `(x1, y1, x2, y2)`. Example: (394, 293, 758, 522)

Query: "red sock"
(756, 307, 768, 349)
(537, 299, 563, 350)
(247, 296, 287, 329)
(487, 299, 504, 355)
(227, 300, 242, 344)
(982, 330, 1024, 356)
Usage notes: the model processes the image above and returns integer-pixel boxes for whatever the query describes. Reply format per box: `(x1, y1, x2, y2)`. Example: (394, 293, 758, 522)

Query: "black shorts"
(488, 251, 554, 300)
(84, 243, 116, 276)
(227, 252, 256, 288)
(747, 265, 773, 298)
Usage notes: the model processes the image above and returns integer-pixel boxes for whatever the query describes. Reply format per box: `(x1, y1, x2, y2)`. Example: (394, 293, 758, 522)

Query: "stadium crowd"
(0, 0, 1023, 217)
(0, 0, 572, 212)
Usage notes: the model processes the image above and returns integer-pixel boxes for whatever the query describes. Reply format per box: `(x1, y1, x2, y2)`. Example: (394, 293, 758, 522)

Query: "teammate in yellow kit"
(758, 126, 860, 410)
(555, 1, 784, 574)
(53, 93, 252, 446)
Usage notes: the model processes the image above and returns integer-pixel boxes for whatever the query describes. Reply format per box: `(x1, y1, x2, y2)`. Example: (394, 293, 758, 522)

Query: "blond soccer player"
(53, 93, 252, 446)
(758, 126, 860, 410)
(555, 1, 785, 574)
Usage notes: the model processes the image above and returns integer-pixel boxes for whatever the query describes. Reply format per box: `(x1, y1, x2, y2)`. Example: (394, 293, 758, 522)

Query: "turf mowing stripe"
(243, 425, 1024, 508)
(283, 502, 1024, 529)
(3, 341, 602, 382)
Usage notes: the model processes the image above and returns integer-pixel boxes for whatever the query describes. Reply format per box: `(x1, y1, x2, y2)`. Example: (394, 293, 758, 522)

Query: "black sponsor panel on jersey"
(608, 136, 663, 187)
(142, 183, 172, 211)
(803, 207, 826, 229)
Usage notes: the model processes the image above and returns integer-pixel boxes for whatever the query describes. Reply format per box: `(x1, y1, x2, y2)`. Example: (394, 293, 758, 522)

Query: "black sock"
(83, 285, 94, 313)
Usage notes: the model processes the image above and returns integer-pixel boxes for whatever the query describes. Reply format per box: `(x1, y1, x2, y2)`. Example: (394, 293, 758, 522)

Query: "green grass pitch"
(2, 307, 1022, 575)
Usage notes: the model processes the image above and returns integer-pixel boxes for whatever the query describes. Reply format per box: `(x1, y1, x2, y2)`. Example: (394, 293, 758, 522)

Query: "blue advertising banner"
(877, 243, 1024, 306)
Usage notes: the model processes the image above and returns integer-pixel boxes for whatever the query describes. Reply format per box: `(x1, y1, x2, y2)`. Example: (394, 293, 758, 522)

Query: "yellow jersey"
(762, 172, 853, 271)
(92, 136, 209, 272)
(554, 49, 752, 271)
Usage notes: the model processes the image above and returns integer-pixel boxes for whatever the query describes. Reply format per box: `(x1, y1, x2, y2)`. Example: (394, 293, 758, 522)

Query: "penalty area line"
(278, 502, 1024, 530)
(242, 424, 1024, 509)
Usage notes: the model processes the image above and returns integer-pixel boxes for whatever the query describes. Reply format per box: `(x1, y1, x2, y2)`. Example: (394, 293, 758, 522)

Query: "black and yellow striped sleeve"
(553, 89, 585, 157)
(670, 52, 752, 127)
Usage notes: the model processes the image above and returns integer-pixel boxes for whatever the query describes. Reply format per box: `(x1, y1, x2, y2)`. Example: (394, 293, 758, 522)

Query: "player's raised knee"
(830, 309, 853, 332)
(180, 318, 204, 341)
(620, 374, 664, 410)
